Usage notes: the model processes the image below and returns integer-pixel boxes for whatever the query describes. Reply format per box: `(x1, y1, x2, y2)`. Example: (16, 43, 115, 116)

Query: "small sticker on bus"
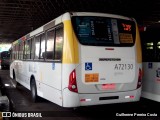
(85, 73, 99, 82)
(85, 62, 92, 71)
(148, 62, 152, 69)
(52, 62, 55, 70)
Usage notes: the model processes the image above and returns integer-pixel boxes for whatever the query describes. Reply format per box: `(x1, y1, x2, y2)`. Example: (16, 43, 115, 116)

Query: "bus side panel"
(32, 62, 63, 106)
(21, 61, 30, 89)
(37, 81, 62, 106)
(61, 64, 80, 107)
(63, 88, 80, 107)
(142, 62, 160, 102)
(10, 61, 14, 79)
(27, 62, 62, 90)
(61, 19, 80, 107)
(10, 60, 27, 88)
(11, 61, 63, 106)
(142, 62, 154, 93)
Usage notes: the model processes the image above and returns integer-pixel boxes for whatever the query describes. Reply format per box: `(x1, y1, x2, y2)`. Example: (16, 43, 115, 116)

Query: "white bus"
(10, 12, 142, 107)
(141, 24, 160, 102)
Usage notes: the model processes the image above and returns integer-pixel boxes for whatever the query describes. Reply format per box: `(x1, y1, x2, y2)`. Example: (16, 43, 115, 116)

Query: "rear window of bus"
(72, 16, 136, 46)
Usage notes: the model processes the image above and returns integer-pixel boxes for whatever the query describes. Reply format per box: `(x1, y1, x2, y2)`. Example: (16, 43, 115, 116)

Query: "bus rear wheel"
(30, 78, 38, 102)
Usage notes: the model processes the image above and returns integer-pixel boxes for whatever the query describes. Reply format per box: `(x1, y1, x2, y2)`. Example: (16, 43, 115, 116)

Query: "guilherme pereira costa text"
(116, 113, 157, 117)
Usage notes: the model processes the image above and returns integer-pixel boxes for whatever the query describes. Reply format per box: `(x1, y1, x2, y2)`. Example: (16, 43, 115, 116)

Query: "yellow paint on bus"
(63, 20, 79, 64)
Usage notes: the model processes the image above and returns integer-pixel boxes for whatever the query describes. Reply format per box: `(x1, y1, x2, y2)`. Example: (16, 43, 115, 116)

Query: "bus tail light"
(68, 69, 78, 93)
(137, 68, 142, 89)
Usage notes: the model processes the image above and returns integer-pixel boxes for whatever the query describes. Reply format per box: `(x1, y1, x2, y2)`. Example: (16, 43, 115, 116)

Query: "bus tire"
(30, 78, 38, 102)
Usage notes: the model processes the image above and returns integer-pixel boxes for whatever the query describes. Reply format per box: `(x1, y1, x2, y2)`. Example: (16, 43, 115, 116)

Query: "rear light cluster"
(68, 69, 78, 93)
(137, 68, 142, 89)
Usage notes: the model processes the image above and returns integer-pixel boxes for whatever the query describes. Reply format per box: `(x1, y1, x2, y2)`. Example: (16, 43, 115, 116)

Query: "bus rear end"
(0, 51, 10, 69)
(62, 12, 142, 107)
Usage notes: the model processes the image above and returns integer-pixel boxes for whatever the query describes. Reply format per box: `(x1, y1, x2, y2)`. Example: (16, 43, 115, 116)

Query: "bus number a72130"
(114, 64, 133, 70)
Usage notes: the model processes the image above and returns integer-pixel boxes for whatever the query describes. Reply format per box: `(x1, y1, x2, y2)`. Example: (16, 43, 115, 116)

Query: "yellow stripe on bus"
(73, 30, 79, 64)
(63, 20, 79, 64)
(136, 24, 142, 63)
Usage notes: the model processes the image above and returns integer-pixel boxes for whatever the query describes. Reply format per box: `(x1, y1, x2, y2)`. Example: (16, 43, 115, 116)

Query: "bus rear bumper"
(62, 87, 141, 107)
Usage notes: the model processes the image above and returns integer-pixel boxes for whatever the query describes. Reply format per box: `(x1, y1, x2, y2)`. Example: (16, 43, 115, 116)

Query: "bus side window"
(16, 44, 19, 59)
(12, 45, 15, 60)
(13, 44, 19, 60)
(55, 26, 63, 60)
(46, 51, 53, 59)
(25, 39, 31, 59)
(40, 33, 45, 59)
(35, 35, 40, 59)
(31, 38, 35, 59)
(18, 41, 22, 60)
(46, 29, 55, 60)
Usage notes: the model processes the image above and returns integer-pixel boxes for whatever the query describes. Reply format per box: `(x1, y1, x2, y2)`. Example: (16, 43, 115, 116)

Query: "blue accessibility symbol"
(52, 62, 55, 70)
(85, 62, 92, 71)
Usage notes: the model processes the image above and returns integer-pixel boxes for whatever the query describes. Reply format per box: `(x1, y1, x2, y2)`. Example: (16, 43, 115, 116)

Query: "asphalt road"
(0, 69, 160, 120)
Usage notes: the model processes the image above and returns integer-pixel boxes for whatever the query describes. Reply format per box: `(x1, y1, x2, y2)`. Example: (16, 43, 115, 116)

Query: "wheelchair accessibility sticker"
(85, 62, 92, 71)
(52, 62, 55, 70)
(148, 62, 152, 69)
